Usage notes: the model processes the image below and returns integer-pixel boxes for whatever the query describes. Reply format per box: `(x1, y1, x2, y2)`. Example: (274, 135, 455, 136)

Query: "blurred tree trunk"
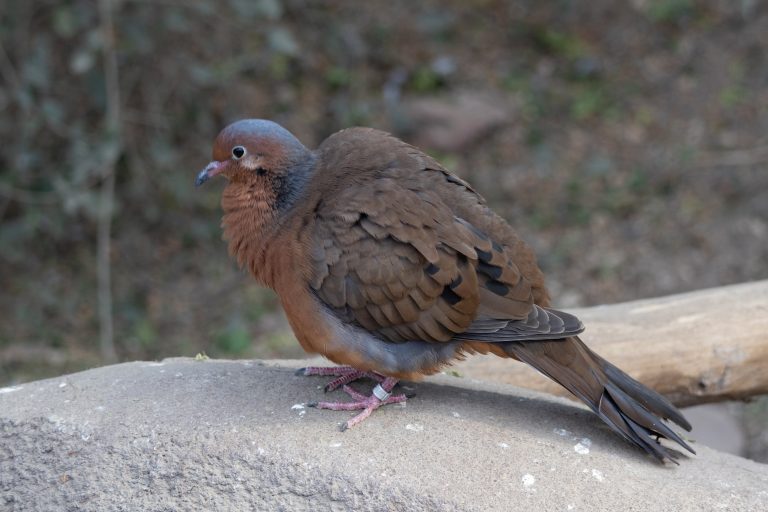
(96, 0, 121, 363)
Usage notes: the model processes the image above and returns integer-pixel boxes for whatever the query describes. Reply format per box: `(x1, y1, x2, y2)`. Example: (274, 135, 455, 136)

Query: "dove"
(196, 119, 693, 462)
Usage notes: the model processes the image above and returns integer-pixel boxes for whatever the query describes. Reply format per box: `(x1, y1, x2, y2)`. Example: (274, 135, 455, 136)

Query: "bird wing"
(308, 158, 582, 344)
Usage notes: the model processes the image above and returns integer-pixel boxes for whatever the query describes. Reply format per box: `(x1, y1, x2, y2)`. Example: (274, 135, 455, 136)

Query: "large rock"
(1, 358, 766, 511)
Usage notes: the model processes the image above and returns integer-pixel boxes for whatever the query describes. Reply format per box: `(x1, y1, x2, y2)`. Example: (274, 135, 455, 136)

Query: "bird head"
(195, 119, 313, 192)
(196, 120, 316, 276)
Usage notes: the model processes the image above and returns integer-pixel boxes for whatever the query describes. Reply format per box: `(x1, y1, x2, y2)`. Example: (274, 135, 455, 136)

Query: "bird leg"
(296, 365, 385, 392)
(306, 376, 407, 431)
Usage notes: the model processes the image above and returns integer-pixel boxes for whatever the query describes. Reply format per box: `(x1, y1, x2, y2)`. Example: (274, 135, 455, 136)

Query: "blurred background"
(1, 1, 766, 461)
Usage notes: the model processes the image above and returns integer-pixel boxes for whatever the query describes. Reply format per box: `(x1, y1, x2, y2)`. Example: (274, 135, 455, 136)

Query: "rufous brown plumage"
(196, 119, 694, 463)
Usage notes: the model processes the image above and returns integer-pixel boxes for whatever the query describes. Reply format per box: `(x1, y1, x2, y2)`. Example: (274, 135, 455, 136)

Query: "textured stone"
(1, 358, 767, 511)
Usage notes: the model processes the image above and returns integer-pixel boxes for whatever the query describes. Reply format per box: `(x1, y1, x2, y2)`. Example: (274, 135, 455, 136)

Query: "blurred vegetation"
(0, 0, 766, 425)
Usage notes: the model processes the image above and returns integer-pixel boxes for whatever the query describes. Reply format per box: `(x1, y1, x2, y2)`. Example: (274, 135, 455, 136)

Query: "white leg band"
(372, 383, 391, 401)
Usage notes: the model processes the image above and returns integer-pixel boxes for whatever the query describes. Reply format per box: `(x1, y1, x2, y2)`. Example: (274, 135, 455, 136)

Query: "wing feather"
(309, 134, 582, 344)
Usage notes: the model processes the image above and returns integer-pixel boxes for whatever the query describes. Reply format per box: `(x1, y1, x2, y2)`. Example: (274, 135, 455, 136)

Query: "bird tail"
(503, 336, 695, 462)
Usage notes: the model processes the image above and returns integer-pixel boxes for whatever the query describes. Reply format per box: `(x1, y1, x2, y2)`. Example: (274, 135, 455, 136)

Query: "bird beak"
(195, 161, 226, 187)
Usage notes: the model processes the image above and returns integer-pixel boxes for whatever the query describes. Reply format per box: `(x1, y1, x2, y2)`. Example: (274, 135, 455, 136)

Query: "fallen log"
(455, 280, 768, 406)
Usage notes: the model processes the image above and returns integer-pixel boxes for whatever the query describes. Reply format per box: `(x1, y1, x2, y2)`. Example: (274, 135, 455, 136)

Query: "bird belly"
(313, 307, 463, 380)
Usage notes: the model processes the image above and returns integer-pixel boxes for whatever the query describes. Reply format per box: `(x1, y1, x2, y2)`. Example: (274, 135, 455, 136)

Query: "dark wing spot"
(485, 280, 510, 297)
(441, 286, 462, 306)
(475, 248, 493, 263)
(477, 261, 502, 280)
(425, 263, 440, 275)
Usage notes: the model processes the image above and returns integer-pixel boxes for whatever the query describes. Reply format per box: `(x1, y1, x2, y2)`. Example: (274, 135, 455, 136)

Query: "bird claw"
(298, 371, 406, 429)
(312, 391, 408, 430)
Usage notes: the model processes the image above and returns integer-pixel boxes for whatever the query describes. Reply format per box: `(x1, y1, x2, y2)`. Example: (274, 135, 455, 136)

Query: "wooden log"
(454, 280, 768, 407)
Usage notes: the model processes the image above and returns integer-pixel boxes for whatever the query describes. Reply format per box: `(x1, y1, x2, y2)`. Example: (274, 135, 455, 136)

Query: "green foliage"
(132, 318, 158, 349)
(720, 85, 747, 108)
(215, 323, 252, 355)
(252, 331, 304, 359)
(530, 28, 586, 59)
(409, 67, 445, 93)
(325, 67, 352, 90)
(645, 0, 695, 23)
(570, 85, 611, 120)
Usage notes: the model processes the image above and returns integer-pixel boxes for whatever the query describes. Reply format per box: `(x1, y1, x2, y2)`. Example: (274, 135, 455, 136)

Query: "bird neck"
(220, 153, 316, 287)
(220, 185, 281, 286)
(273, 152, 317, 213)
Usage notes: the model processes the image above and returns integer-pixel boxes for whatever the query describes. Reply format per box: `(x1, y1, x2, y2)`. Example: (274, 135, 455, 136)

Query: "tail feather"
(503, 336, 694, 463)
(603, 381, 693, 453)
(599, 356, 691, 430)
(596, 389, 668, 459)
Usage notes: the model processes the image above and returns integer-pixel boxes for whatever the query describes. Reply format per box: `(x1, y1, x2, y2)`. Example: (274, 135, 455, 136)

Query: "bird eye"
(232, 146, 246, 159)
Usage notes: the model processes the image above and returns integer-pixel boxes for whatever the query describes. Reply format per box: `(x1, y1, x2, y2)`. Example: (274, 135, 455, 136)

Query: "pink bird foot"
(302, 374, 408, 430)
(296, 365, 385, 392)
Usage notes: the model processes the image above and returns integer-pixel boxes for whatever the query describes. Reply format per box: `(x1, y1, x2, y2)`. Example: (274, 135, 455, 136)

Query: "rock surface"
(1, 358, 767, 511)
